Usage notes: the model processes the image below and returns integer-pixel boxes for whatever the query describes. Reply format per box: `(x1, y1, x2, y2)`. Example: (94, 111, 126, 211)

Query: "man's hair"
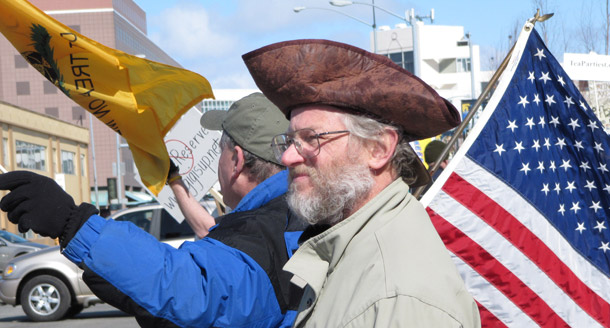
(220, 132, 284, 183)
(341, 112, 418, 185)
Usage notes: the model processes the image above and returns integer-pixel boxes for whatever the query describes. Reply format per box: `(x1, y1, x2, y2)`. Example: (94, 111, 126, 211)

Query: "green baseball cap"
(424, 140, 447, 165)
(200, 92, 288, 165)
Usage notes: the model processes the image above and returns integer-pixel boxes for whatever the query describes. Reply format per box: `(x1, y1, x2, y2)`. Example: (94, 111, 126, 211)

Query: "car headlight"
(3, 263, 15, 277)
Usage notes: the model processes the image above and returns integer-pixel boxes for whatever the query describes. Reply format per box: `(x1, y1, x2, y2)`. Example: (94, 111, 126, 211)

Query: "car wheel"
(20, 275, 72, 321)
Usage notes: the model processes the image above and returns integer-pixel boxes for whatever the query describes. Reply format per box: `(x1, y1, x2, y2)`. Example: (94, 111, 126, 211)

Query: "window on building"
(456, 58, 471, 73)
(68, 25, 81, 33)
(16, 141, 46, 171)
(14, 55, 28, 68)
(80, 153, 86, 176)
(72, 106, 86, 126)
(16, 82, 30, 95)
(43, 80, 58, 94)
(202, 100, 236, 112)
(481, 81, 493, 100)
(387, 51, 414, 73)
(45, 107, 59, 118)
(61, 150, 75, 174)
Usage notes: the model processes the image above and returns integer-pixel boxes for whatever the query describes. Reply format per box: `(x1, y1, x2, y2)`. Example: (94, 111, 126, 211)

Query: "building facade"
(0, 0, 183, 207)
(375, 23, 493, 118)
(202, 89, 260, 112)
(0, 101, 90, 244)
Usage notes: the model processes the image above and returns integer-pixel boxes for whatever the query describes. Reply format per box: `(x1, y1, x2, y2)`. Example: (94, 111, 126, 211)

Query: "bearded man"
(244, 39, 481, 327)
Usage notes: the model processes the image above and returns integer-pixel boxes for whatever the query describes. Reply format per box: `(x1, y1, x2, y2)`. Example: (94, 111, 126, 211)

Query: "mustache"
(288, 167, 315, 181)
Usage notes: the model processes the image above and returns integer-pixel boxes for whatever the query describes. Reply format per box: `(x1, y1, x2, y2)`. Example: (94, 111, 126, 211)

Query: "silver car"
(0, 246, 100, 321)
(0, 203, 199, 321)
(0, 230, 48, 273)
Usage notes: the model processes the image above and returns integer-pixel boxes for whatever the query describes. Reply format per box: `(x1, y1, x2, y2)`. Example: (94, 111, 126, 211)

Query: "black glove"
(168, 159, 179, 179)
(167, 159, 181, 185)
(0, 171, 98, 248)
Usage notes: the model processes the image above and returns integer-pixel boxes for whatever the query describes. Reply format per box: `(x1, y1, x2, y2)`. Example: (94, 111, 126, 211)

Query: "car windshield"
(0, 230, 28, 243)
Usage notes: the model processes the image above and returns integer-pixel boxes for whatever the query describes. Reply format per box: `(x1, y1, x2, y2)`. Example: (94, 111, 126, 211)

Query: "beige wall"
(0, 101, 90, 245)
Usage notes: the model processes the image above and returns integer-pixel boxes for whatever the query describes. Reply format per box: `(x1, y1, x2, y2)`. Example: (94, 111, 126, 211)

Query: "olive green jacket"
(284, 179, 481, 327)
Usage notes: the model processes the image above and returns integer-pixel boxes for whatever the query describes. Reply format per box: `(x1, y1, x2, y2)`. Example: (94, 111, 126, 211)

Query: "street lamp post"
(294, 6, 375, 52)
(330, 0, 386, 53)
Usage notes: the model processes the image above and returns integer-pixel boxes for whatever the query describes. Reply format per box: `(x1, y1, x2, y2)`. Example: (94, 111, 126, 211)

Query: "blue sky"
(134, 0, 606, 89)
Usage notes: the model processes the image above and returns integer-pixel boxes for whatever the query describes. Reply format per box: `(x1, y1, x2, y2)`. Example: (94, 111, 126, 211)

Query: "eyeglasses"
(271, 128, 350, 162)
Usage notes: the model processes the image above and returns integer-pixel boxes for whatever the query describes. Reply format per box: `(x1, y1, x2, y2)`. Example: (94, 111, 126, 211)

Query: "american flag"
(421, 23, 610, 327)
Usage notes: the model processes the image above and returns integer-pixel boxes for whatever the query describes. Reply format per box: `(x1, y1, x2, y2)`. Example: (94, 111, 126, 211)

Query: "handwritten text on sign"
(137, 108, 221, 223)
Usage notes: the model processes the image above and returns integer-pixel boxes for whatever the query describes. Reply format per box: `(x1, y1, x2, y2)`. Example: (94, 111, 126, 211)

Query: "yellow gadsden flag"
(0, 0, 214, 195)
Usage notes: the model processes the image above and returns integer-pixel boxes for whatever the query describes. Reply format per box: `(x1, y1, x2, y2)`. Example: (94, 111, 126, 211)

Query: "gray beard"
(287, 162, 374, 226)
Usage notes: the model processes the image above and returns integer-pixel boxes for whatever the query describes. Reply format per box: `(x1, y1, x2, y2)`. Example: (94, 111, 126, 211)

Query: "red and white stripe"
(423, 156, 610, 327)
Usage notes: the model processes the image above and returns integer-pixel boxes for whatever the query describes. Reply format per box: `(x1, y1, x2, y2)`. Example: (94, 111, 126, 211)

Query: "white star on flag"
(534, 48, 546, 59)
(507, 120, 518, 132)
(518, 95, 529, 108)
(493, 144, 506, 156)
(533, 93, 541, 105)
(540, 71, 552, 84)
(590, 201, 602, 213)
(584, 180, 597, 191)
(549, 115, 560, 127)
(568, 118, 580, 130)
(594, 221, 607, 233)
(514, 141, 525, 153)
(541, 183, 550, 195)
(520, 162, 531, 175)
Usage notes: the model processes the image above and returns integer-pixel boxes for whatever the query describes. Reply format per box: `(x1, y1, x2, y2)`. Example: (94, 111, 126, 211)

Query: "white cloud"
(149, 3, 237, 59)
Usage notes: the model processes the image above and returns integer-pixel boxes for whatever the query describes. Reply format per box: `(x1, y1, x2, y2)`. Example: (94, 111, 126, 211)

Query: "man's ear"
(232, 145, 246, 178)
(368, 129, 398, 171)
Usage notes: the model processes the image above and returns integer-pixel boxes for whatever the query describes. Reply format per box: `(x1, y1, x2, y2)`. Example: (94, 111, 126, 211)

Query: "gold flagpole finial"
(529, 9, 554, 24)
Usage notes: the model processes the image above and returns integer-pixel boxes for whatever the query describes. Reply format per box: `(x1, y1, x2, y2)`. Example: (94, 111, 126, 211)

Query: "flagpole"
(89, 113, 100, 210)
(413, 10, 553, 199)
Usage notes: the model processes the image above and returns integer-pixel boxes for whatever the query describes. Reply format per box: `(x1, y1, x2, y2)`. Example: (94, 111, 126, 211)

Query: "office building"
(0, 101, 90, 244)
(375, 23, 493, 118)
(0, 0, 182, 208)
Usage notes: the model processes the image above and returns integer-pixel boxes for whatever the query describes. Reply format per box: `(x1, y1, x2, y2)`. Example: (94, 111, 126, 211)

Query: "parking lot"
(0, 303, 138, 328)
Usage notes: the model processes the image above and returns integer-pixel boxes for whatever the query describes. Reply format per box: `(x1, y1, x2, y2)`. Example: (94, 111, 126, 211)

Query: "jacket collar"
(231, 170, 288, 213)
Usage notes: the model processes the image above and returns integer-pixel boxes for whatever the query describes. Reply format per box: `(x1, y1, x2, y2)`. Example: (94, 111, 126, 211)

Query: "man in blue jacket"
(0, 93, 305, 327)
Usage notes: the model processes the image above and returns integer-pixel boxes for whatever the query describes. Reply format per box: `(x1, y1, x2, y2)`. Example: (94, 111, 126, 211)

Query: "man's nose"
(281, 143, 305, 167)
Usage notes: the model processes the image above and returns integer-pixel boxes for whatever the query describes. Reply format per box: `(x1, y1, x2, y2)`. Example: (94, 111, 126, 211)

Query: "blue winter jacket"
(63, 171, 305, 327)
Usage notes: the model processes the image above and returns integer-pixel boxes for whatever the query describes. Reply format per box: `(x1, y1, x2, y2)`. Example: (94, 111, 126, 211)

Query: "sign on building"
(562, 53, 610, 82)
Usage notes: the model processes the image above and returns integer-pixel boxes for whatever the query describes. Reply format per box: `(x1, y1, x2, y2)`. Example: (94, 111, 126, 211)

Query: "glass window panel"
(61, 150, 75, 174)
(16, 82, 30, 95)
(80, 153, 86, 176)
(15, 140, 46, 171)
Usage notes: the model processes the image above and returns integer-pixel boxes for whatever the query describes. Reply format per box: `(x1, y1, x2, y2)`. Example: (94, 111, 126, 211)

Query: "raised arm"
(167, 160, 216, 238)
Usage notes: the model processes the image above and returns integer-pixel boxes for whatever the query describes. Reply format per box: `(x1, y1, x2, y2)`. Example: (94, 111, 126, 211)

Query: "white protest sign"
(135, 107, 222, 223)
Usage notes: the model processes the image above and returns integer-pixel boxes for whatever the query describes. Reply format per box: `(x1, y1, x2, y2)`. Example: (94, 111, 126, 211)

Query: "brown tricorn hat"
(242, 39, 461, 187)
